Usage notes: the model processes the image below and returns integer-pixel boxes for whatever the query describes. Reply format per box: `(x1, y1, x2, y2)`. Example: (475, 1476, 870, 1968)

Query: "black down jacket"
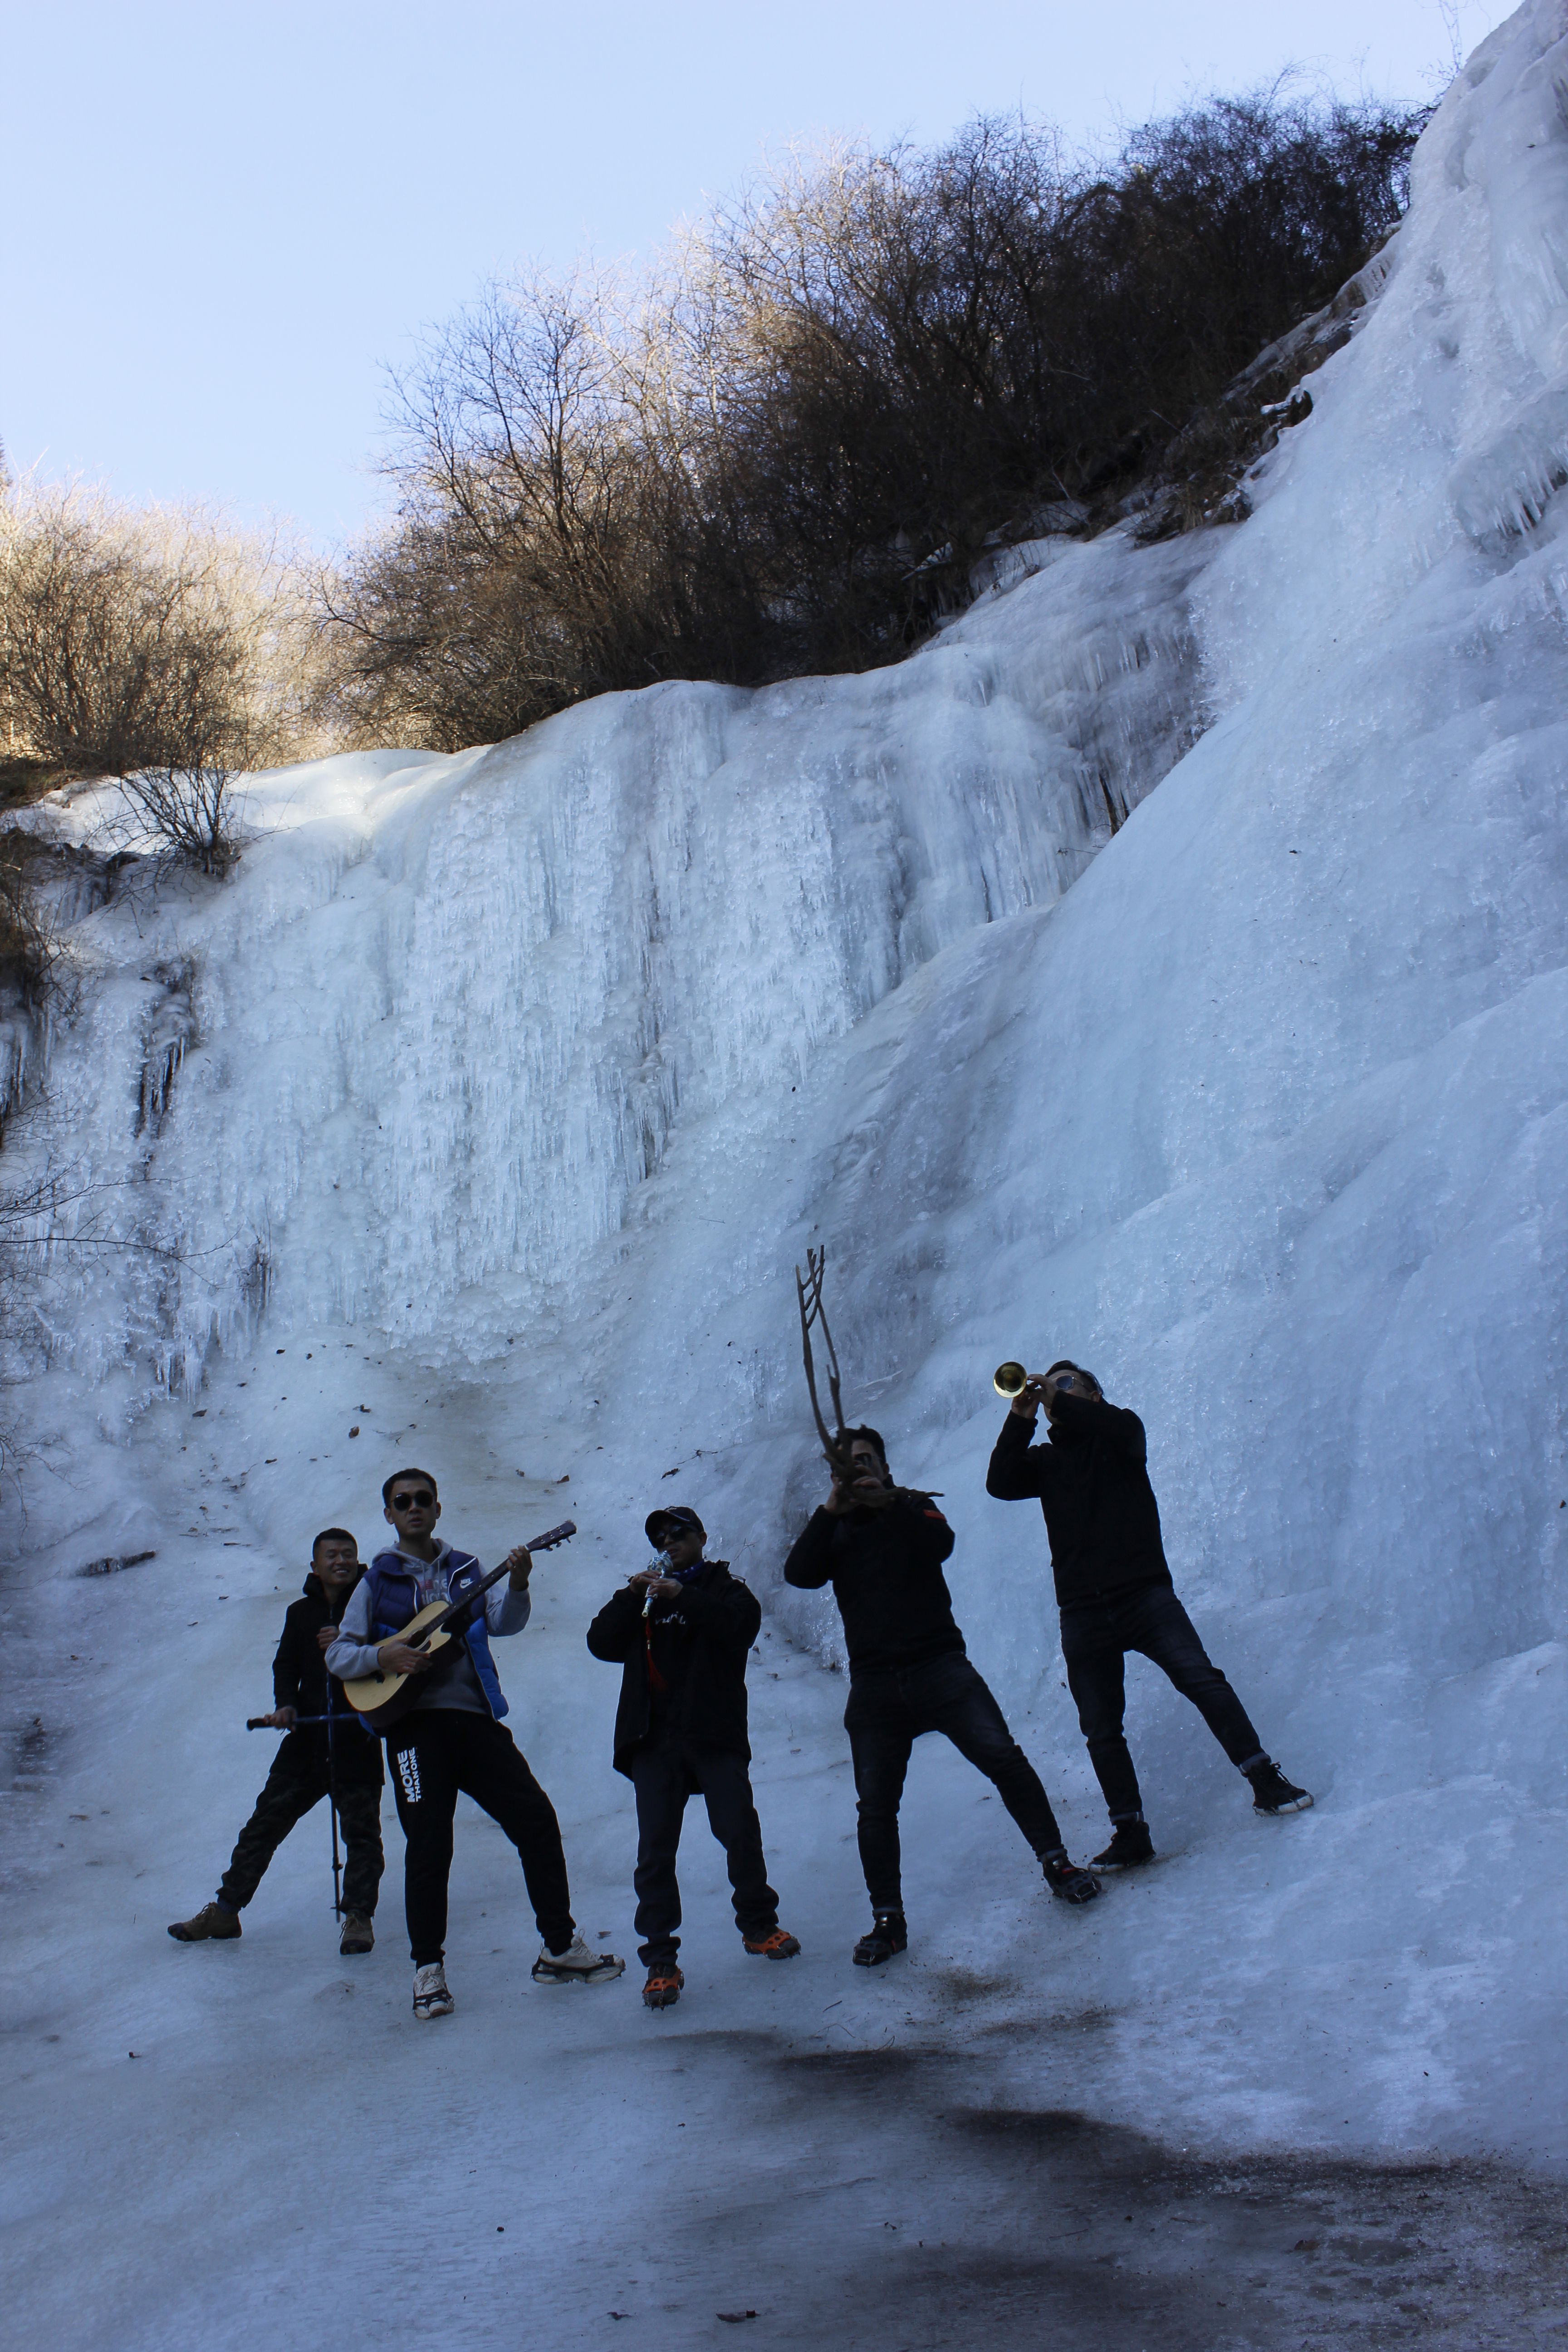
(586, 1558, 761, 1774)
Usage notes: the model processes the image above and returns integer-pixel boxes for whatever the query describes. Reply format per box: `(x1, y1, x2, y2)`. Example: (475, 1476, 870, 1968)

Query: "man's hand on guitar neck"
(503, 1546, 533, 1588)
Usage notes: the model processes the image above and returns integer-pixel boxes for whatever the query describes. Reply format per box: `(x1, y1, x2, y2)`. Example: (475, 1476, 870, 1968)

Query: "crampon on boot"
(1042, 1852, 1102, 1904)
(743, 1927, 802, 1958)
(412, 1962, 453, 2020)
(852, 1912, 907, 1966)
(642, 1963, 684, 2009)
(1091, 1821, 1155, 1870)
(531, 1933, 626, 1984)
(1246, 1760, 1313, 1814)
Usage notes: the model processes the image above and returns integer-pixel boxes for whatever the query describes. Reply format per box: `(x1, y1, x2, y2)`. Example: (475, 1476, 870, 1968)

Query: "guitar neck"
(421, 1522, 576, 1642)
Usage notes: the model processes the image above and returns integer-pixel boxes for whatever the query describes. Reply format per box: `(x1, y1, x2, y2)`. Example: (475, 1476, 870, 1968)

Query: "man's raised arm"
(987, 1410, 1049, 1499)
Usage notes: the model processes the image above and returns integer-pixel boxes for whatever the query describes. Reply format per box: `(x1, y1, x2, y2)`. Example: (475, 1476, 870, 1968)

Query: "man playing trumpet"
(987, 1364, 1312, 1867)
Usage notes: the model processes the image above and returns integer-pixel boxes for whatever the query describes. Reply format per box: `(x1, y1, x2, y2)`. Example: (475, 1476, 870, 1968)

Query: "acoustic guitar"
(340, 1520, 577, 1734)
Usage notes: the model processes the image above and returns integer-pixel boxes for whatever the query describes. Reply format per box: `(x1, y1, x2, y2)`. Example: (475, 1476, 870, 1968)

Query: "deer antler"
(796, 1246, 853, 1479)
(794, 1246, 904, 1509)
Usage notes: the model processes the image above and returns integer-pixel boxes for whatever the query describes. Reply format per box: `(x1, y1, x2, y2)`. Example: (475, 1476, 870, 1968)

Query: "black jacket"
(985, 1392, 1172, 1608)
(273, 1573, 383, 1783)
(586, 1559, 761, 1775)
(782, 1494, 961, 1676)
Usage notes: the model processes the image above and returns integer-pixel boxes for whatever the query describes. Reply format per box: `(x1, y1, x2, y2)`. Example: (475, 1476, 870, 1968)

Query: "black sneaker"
(1042, 1854, 1101, 1904)
(1246, 1760, 1313, 1814)
(853, 1912, 908, 1966)
(1092, 1821, 1155, 1870)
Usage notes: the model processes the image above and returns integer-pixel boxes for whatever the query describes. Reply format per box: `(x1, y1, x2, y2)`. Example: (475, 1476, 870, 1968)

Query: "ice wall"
(17, 522, 1210, 1388)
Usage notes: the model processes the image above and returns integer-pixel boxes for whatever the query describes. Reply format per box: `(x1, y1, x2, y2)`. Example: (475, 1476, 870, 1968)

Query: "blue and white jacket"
(326, 1542, 530, 1721)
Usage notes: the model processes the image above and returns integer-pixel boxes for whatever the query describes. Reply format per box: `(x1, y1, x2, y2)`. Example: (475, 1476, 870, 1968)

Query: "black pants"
(1059, 1585, 1267, 1822)
(218, 1730, 384, 1917)
(387, 1708, 573, 1966)
(844, 1651, 1063, 1913)
(628, 1736, 779, 1965)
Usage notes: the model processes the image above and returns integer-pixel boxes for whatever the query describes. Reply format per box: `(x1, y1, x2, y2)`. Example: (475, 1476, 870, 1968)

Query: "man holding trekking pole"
(168, 1529, 384, 1955)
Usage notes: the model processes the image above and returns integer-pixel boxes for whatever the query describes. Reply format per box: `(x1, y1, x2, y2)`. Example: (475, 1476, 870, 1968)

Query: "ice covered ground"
(5, 5, 1568, 2345)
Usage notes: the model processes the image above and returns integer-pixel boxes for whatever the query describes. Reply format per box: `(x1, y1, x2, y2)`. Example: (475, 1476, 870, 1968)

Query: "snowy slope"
(5, 8, 1568, 2344)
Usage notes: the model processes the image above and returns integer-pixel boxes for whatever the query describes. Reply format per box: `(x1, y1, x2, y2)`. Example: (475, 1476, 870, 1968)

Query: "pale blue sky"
(1, 0, 1511, 548)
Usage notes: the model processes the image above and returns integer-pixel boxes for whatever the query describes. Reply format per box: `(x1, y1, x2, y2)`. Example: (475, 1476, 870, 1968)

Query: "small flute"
(642, 1553, 671, 1616)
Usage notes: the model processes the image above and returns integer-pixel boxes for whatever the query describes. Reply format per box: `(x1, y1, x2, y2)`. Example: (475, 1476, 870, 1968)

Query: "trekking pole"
(328, 1785, 343, 1918)
(326, 1689, 343, 1921)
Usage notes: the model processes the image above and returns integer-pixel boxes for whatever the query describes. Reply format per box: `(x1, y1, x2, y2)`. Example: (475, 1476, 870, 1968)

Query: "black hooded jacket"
(782, 1494, 961, 1676)
(272, 1571, 383, 1783)
(985, 1390, 1172, 1608)
(586, 1559, 761, 1775)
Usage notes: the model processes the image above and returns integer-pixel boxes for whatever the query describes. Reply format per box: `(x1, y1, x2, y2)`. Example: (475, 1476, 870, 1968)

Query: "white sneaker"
(531, 1932, 625, 1985)
(412, 1961, 454, 2019)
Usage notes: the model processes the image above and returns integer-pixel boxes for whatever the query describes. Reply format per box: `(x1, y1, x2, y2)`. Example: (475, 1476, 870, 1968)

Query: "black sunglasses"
(390, 1490, 435, 1510)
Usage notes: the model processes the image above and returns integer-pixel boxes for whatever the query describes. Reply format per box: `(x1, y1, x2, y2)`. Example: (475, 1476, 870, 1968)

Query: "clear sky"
(1, 0, 1513, 550)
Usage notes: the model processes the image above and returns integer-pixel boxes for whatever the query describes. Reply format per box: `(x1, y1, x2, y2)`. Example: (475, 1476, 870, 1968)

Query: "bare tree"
(319, 91, 1426, 749)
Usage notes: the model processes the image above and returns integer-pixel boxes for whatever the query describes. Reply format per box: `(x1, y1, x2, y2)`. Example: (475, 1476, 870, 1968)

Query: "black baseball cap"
(645, 1504, 706, 1545)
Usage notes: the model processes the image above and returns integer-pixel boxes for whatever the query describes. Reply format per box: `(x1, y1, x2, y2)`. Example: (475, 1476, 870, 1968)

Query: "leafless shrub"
(118, 755, 246, 877)
(0, 481, 327, 868)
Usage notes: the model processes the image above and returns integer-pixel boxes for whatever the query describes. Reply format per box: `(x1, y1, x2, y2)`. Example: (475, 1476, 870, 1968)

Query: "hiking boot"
(743, 1927, 802, 1959)
(531, 1931, 626, 1985)
(1246, 1760, 1314, 1814)
(852, 1911, 907, 1966)
(643, 1963, 684, 2009)
(339, 1911, 374, 1955)
(1042, 1853, 1102, 1904)
(1092, 1821, 1156, 1870)
(167, 1902, 241, 1943)
(412, 1961, 453, 2019)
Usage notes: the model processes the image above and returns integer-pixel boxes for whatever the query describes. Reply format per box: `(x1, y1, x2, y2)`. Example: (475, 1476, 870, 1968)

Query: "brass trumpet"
(993, 1361, 1033, 1398)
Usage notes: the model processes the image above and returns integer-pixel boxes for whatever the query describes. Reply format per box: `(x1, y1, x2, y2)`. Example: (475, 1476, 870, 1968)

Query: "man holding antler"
(327, 1468, 623, 2019)
(785, 1426, 1100, 1962)
(785, 1254, 1099, 1963)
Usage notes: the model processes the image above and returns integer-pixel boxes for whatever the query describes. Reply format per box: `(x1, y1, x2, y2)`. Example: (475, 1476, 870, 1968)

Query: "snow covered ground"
(5, 6, 1568, 2345)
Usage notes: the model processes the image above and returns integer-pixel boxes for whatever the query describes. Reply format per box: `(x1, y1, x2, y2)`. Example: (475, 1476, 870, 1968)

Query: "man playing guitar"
(327, 1467, 623, 2019)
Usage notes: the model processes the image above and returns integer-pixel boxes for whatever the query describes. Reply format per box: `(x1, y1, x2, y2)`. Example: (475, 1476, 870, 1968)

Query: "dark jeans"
(1059, 1585, 1267, 1821)
(387, 1710, 573, 1966)
(219, 1730, 384, 1917)
(629, 1736, 779, 1965)
(844, 1651, 1063, 1912)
